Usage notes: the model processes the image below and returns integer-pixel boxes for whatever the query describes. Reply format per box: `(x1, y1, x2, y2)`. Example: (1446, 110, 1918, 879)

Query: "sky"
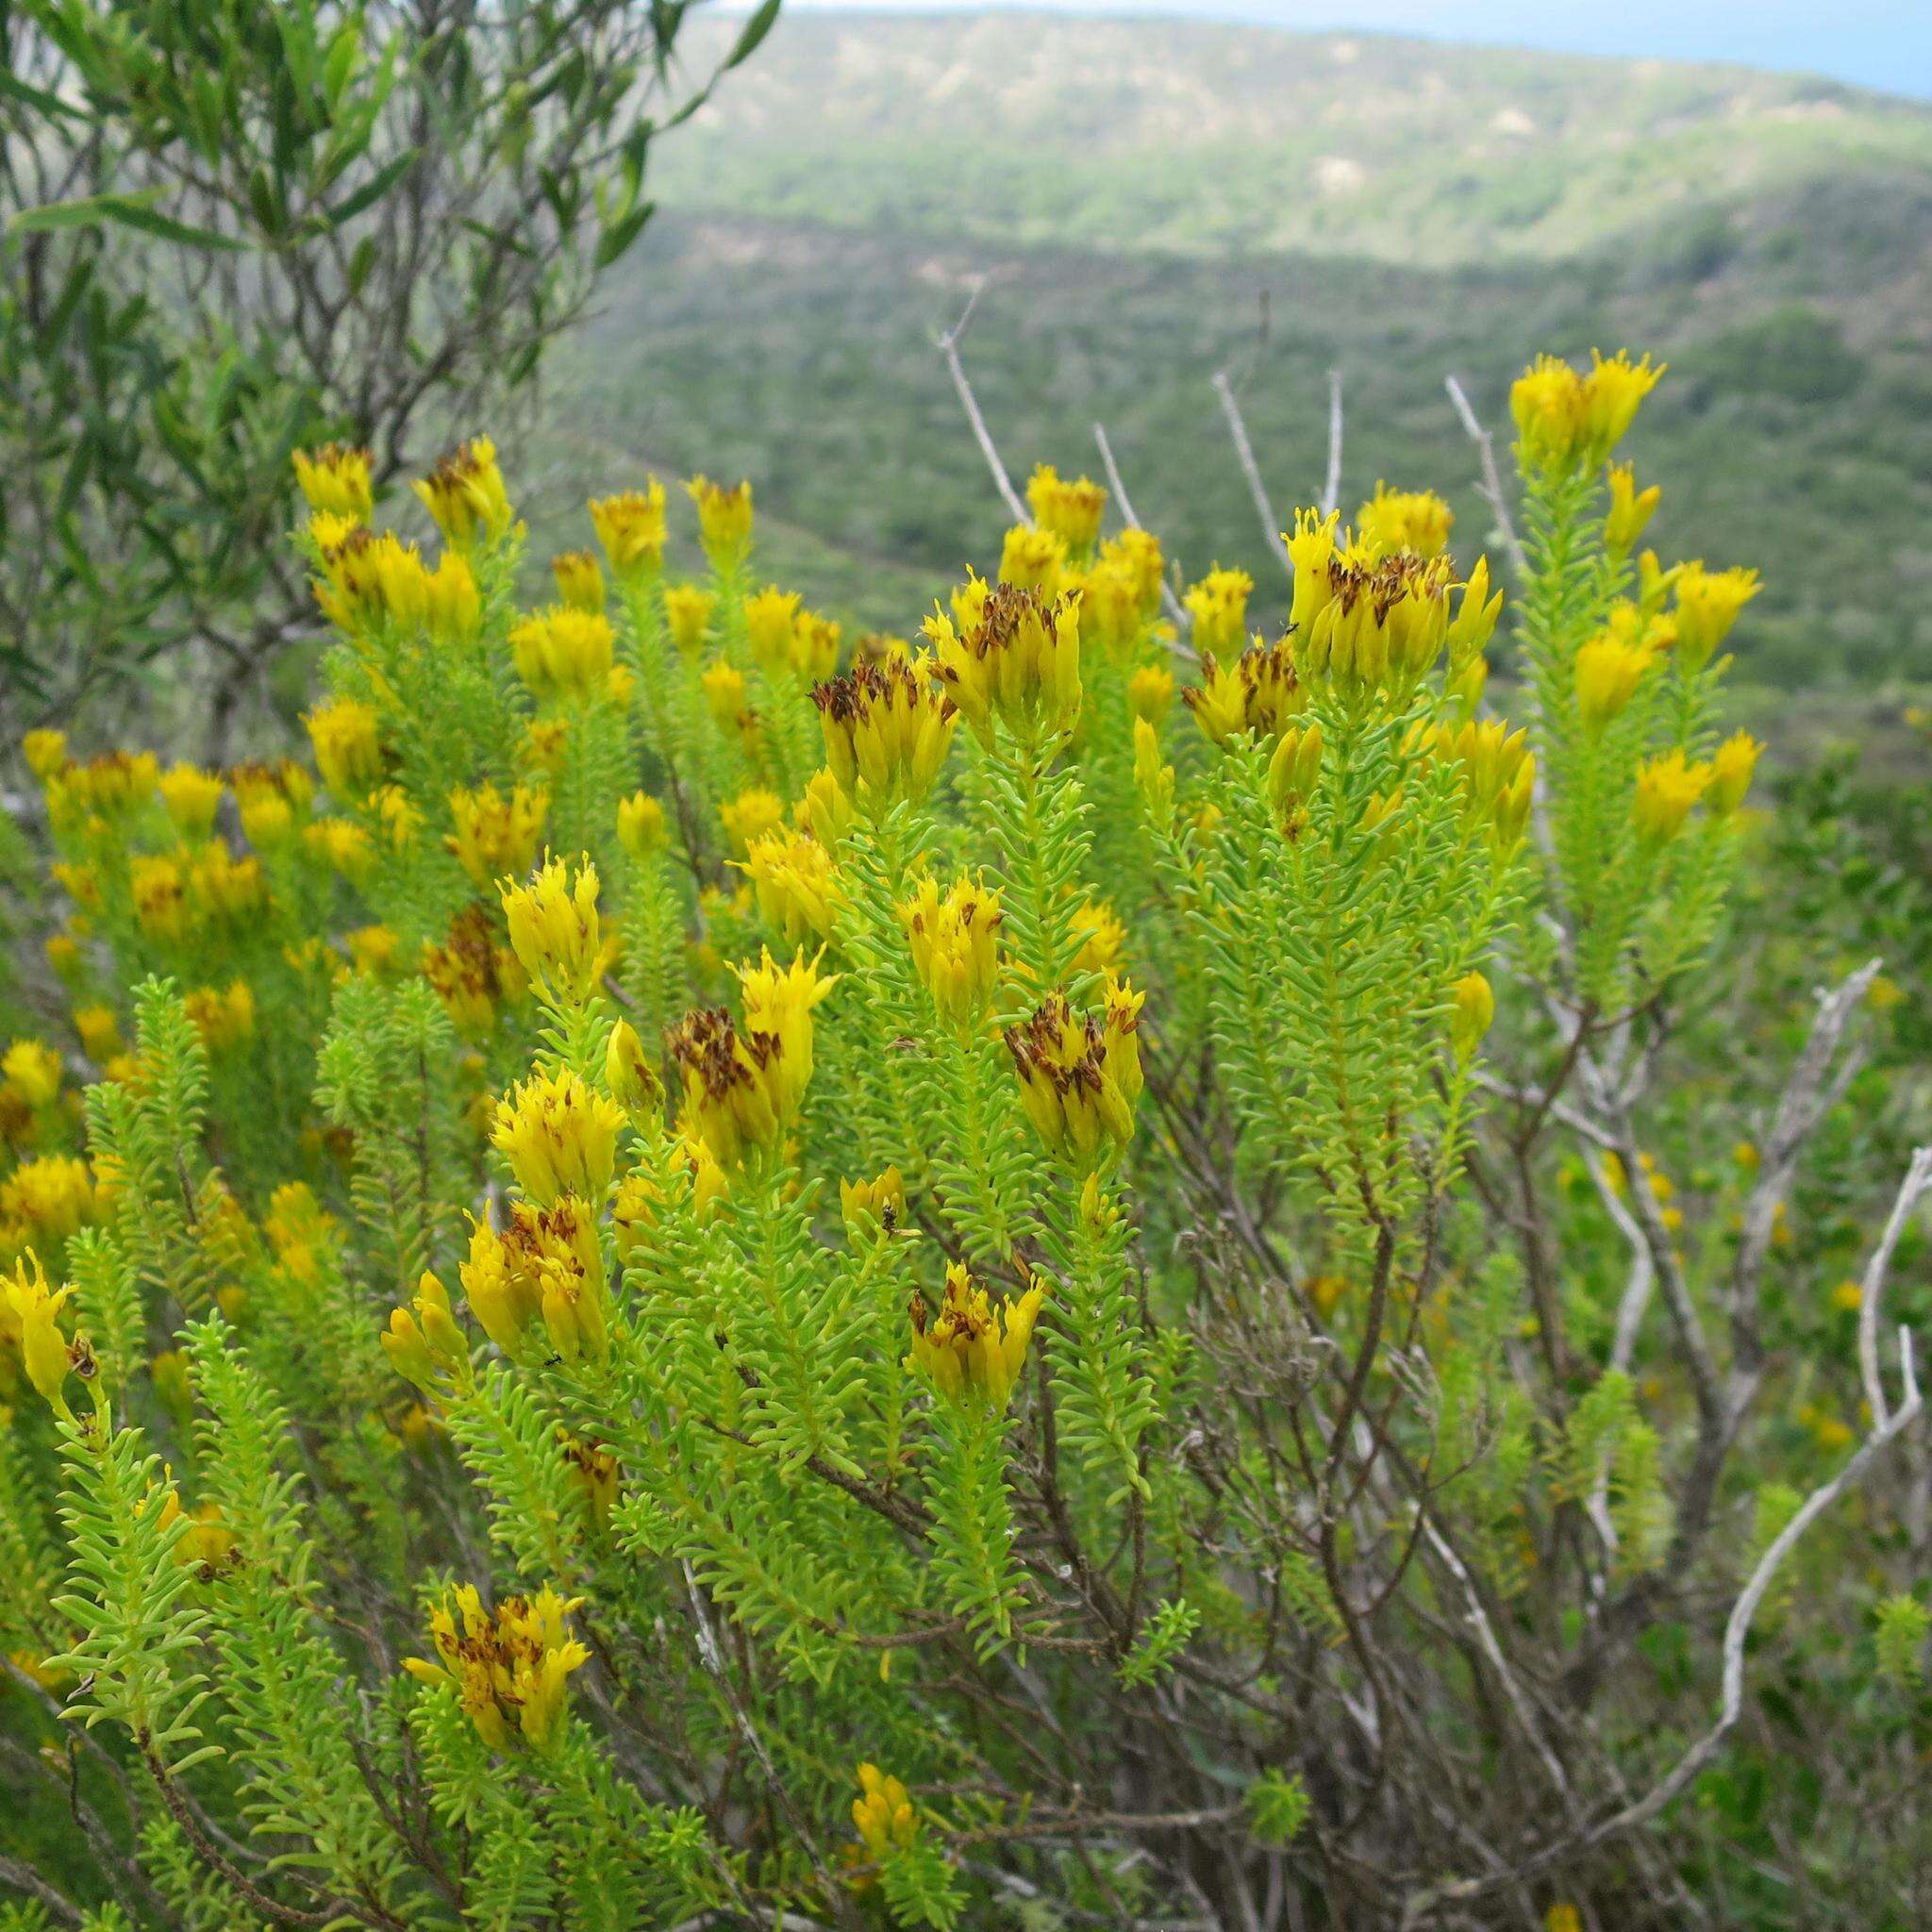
(772, 0, 1932, 99)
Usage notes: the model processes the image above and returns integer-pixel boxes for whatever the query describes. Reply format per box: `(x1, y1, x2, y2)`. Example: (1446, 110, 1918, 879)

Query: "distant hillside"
(539, 11, 1932, 693)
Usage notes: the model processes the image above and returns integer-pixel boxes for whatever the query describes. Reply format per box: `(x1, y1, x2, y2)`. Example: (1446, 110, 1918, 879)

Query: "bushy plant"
(0, 358, 1925, 1930)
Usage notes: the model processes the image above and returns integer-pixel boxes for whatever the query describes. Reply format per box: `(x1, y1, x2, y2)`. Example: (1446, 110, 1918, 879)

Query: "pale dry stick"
(1091, 421, 1194, 639)
(1858, 1146, 1932, 1430)
(1575, 1147, 1655, 1567)
(1443, 375, 1528, 580)
(1210, 368, 1291, 567)
(1321, 367, 1344, 517)
(937, 281, 1028, 526)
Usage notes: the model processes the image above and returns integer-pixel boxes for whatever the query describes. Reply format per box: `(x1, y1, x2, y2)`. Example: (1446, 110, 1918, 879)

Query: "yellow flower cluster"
(460, 1195, 608, 1361)
(403, 1584, 589, 1753)
(1417, 717, 1537, 850)
(1006, 980, 1145, 1168)
(687, 475, 754, 565)
(306, 696, 384, 797)
(1509, 350, 1664, 475)
(3, 1251, 80, 1412)
(1356, 482, 1453, 559)
(906, 1262, 1045, 1412)
(1183, 565, 1254, 659)
(491, 1067, 622, 1208)
(500, 856, 602, 1007)
(291, 441, 375, 523)
(381, 1269, 469, 1392)
(510, 607, 616, 706)
(810, 651, 958, 807)
(927, 581, 1082, 748)
(1184, 636, 1303, 745)
(1025, 463, 1108, 556)
(741, 826, 841, 943)
(589, 482, 668, 580)
(414, 437, 514, 550)
(447, 784, 548, 890)
(852, 1763, 920, 1861)
(900, 873, 1003, 1025)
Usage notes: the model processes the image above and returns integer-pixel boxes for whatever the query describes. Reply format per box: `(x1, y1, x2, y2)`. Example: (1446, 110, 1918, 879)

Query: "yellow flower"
(1286, 510, 1460, 697)
(1132, 716, 1175, 824)
(795, 767, 855, 848)
(1265, 722, 1324, 818)
(3, 1041, 62, 1110)
(1071, 898, 1125, 977)
(312, 526, 431, 633)
(425, 551, 482, 643)
(1420, 717, 1536, 849)
(184, 980, 256, 1052)
(129, 854, 192, 943)
(158, 763, 224, 837)
(840, 1167, 905, 1241)
(701, 658, 748, 730)
(907, 1263, 1045, 1412)
(1511, 350, 1662, 474)
(0, 1155, 94, 1242)
(900, 873, 1003, 1026)
(21, 728, 68, 780)
(306, 696, 384, 798)
(589, 482, 668, 579)
(741, 827, 841, 943)
(550, 549, 606, 613)
(1127, 663, 1174, 724)
(1356, 481, 1453, 559)
(447, 783, 549, 890)
(5, 1252, 78, 1412)
(491, 1067, 623, 1208)
(616, 791, 668, 862)
(510, 607, 616, 706)
(1026, 464, 1108, 555)
(1707, 730, 1762, 816)
(1574, 631, 1653, 732)
(404, 1584, 589, 1754)
(1449, 972, 1494, 1063)
(381, 1270, 470, 1392)
(72, 1006, 120, 1064)
(1545, 1907, 1582, 1932)
(1183, 565, 1254, 658)
(421, 908, 518, 1038)
(746, 587, 804, 673)
(346, 924, 402, 978)
(720, 787, 787, 856)
(791, 610, 841, 682)
(1633, 749, 1712, 844)
(811, 651, 958, 807)
(414, 437, 513, 550)
(1580, 350, 1665, 461)
(605, 1018, 663, 1125)
(663, 582, 716, 658)
(1183, 636, 1303, 745)
(291, 441, 374, 522)
(500, 855, 603, 1007)
(1604, 463, 1660, 558)
(998, 522, 1068, 595)
(1672, 562, 1760, 675)
(1830, 1278, 1865, 1314)
(852, 1763, 920, 1862)
(737, 948, 838, 1121)
(1006, 979, 1144, 1169)
(686, 475, 753, 564)
(927, 583, 1082, 748)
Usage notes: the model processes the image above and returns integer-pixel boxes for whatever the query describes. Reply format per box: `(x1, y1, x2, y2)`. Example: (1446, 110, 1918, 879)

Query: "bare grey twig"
(1321, 367, 1344, 517)
(939, 283, 1028, 525)
(1443, 375, 1528, 579)
(1210, 369, 1290, 568)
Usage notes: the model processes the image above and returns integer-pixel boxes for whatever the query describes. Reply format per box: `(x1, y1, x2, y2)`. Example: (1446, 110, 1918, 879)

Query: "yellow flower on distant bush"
(1672, 562, 1760, 675)
(687, 475, 753, 564)
(185, 980, 256, 1052)
(998, 522, 1067, 595)
(292, 441, 374, 522)
(616, 791, 668, 862)
(721, 787, 787, 856)
(347, 925, 403, 979)
(313, 526, 429, 633)
(746, 587, 804, 673)
(446, 783, 548, 889)
(415, 437, 513, 549)
(158, 763, 223, 837)
(3, 1041, 62, 1110)
(491, 1067, 622, 1208)
(811, 651, 958, 807)
(1026, 464, 1107, 555)
(900, 873, 1003, 1025)
(791, 610, 841, 682)
(307, 696, 384, 798)
(1707, 730, 1762, 816)
(421, 908, 517, 1037)
(1071, 898, 1124, 976)
(1449, 972, 1494, 1063)
(0, 1154, 95, 1245)
(510, 606, 616, 706)
(589, 482, 667, 579)
(852, 1762, 920, 1862)
(1633, 749, 1712, 844)
(550, 549, 605, 613)
(741, 826, 841, 943)
(908, 1263, 1045, 1412)
(1127, 663, 1174, 724)
(500, 854, 603, 1006)
(927, 583, 1081, 748)
(22, 729, 68, 780)
(1183, 565, 1253, 658)
(701, 658, 748, 730)
(72, 1006, 120, 1064)
(1357, 482, 1453, 559)
(663, 582, 716, 658)
(404, 1584, 589, 1753)
(1006, 978, 1144, 1168)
